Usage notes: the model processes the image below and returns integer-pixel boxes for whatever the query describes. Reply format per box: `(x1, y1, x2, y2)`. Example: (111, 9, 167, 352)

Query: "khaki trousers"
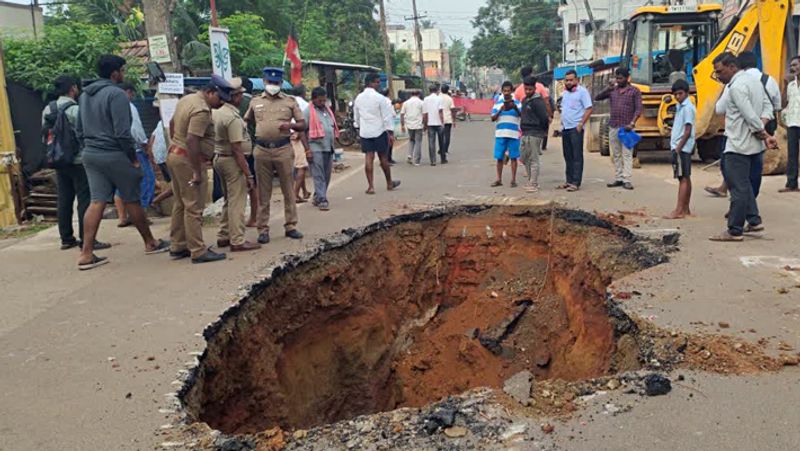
(167, 153, 207, 258)
(254, 145, 297, 233)
(609, 127, 633, 183)
(213, 155, 248, 246)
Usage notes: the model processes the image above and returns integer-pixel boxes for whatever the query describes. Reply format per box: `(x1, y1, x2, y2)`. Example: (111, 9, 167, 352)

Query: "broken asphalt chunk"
(643, 373, 672, 396)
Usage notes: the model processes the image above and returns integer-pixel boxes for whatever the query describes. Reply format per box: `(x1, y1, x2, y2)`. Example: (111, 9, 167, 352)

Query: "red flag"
(285, 27, 302, 85)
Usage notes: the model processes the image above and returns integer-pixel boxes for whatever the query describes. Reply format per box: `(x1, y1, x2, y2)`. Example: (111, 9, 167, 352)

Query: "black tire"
(336, 129, 356, 147)
(599, 116, 610, 156)
(697, 137, 721, 163)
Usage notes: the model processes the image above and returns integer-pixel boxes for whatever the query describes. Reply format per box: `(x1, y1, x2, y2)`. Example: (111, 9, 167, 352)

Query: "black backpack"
(42, 100, 79, 168)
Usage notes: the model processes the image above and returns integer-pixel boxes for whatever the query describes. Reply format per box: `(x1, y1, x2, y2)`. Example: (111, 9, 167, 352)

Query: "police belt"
(255, 137, 291, 149)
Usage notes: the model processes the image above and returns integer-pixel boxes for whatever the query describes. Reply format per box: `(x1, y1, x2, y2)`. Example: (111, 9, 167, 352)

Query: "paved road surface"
(1, 120, 799, 450)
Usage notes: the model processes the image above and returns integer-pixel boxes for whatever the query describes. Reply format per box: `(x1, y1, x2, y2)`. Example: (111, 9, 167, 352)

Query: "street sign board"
(209, 27, 232, 80)
(148, 34, 172, 64)
(158, 73, 184, 95)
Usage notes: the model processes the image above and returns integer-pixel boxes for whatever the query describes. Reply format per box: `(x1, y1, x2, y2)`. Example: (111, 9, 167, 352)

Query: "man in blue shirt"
(559, 69, 593, 192)
(491, 81, 521, 187)
(664, 79, 695, 219)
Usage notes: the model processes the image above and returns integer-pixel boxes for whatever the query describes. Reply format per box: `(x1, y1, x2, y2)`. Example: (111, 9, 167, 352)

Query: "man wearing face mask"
(558, 69, 592, 192)
(167, 75, 231, 264)
(244, 67, 306, 245)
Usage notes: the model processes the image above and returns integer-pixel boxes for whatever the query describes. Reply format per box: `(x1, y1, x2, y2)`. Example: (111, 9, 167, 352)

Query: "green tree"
(393, 49, 413, 75)
(52, 0, 146, 41)
(448, 38, 466, 80)
(468, 0, 560, 76)
(199, 13, 282, 76)
(186, 0, 390, 69)
(3, 23, 120, 93)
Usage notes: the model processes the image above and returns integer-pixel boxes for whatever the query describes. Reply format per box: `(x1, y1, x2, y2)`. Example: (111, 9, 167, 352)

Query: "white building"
(387, 25, 451, 81)
(558, 0, 650, 64)
(0, 1, 44, 38)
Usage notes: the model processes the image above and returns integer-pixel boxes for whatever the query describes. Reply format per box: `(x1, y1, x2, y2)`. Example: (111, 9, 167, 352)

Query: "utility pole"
(405, 0, 427, 89)
(581, 0, 598, 34)
(141, 0, 181, 72)
(378, 0, 394, 97)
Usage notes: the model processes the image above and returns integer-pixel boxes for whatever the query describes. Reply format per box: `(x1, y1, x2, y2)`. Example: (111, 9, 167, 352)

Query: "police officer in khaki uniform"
(212, 77, 261, 252)
(167, 75, 230, 263)
(244, 67, 306, 244)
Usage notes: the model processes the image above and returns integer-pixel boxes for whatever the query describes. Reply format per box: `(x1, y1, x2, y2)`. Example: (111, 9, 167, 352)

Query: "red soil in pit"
(182, 207, 654, 433)
(393, 217, 620, 407)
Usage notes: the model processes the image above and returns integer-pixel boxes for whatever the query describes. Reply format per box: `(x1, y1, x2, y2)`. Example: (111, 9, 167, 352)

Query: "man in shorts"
(490, 81, 521, 187)
(353, 73, 400, 194)
(664, 79, 695, 219)
(75, 55, 169, 270)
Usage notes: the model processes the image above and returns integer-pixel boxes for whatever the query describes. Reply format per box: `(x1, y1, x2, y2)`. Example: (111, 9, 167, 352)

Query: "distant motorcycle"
(336, 106, 358, 147)
(455, 107, 468, 122)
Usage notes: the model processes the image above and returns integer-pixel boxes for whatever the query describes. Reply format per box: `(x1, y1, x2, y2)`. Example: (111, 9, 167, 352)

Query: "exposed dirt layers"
(179, 205, 674, 435)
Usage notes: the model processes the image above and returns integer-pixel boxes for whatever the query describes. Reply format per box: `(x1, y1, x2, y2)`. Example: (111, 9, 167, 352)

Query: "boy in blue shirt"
(665, 79, 695, 219)
(491, 81, 521, 187)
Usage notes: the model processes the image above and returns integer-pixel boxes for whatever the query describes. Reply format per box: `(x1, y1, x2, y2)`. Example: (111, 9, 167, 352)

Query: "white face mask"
(265, 84, 281, 95)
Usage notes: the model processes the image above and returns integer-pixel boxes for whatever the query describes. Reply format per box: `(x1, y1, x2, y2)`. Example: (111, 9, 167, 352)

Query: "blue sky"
(384, 0, 484, 45)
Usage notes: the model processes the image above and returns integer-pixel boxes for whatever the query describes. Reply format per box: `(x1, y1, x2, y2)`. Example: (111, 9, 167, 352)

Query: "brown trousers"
(213, 155, 248, 246)
(167, 153, 207, 258)
(254, 145, 297, 233)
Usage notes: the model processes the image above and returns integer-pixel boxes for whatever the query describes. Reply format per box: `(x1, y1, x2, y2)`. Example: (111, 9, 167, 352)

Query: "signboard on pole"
(158, 73, 185, 95)
(209, 27, 232, 80)
(148, 34, 172, 64)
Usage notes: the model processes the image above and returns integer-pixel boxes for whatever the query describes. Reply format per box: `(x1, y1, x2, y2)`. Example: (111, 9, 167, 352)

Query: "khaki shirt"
(213, 103, 251, 156)
(171, 92, 215, 159)
(244, 92, 303, 141)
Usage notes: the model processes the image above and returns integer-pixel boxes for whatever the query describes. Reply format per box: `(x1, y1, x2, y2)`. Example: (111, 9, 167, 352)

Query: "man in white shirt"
(353, 73, 401, 194)
(380, 88, 398, 164)
(423, 85, 445, 165)
(400, 90, 424, 165)
(783, 56, 800, 192)
(706, 51, 777, 199)
(709, 52, 778, 242)
(440, 85, 457, 156)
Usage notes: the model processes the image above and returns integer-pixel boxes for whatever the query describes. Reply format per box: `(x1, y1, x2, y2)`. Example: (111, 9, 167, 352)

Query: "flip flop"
(704, 186, 726, 197)
(145, 239, 171, 255)
(566, 185, 579, 192)
(117, 220, 132, 228)
(365, 188, 375, 195)
(78, 254, 109, 271)
(296, 198, 308, 204)
(490, 181, 502, 187)
(556, 184, 570, 190)
(388, 180, 401, 191)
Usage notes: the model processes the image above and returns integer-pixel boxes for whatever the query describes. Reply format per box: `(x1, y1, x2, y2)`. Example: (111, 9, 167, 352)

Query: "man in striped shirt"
(491, 81, 521, 187)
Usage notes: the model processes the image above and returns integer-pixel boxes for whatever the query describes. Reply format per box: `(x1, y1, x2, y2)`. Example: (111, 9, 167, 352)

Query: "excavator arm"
(693, 0, 793, 139)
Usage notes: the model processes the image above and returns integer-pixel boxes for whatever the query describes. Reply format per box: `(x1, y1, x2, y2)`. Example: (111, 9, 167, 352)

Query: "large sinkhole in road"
(180, 205, 666, 434)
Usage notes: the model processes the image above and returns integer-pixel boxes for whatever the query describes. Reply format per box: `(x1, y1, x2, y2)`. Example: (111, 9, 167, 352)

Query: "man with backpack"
(42, 75, 110, 251)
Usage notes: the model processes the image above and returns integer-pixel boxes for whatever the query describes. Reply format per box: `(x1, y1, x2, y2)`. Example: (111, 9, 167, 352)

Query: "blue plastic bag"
(617, 128, 642, 149)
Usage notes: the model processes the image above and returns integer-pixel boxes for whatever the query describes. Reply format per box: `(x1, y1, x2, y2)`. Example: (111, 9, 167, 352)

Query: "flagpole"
(210, 0, 219, 27)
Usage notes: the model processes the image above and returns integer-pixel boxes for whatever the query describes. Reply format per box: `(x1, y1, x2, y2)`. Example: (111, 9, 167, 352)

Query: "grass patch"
(0, 223, 54, 240)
